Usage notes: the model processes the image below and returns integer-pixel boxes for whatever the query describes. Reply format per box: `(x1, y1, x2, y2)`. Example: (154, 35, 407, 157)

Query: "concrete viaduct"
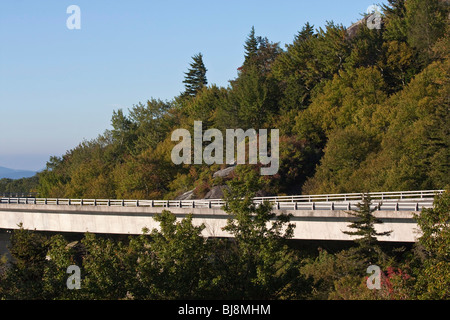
(0, 190, 444, 255)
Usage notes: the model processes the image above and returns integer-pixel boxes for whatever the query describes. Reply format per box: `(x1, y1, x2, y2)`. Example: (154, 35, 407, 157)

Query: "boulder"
(213, 165, 236, 178)
(204, 185, 230, 199)
(175, 189, 195, 200)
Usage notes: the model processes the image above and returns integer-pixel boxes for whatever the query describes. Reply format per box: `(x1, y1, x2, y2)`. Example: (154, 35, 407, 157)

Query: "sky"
(0, 0, 387, 171)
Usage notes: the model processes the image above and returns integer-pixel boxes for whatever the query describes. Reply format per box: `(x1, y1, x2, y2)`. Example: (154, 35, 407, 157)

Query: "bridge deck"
(0, 190, 443, 242)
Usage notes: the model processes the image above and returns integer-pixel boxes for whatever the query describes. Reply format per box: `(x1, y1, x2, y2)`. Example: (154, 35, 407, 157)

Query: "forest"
(0, 184, 448, 299)
(0, 0, 449, 300)
(24, 0, 448, 200)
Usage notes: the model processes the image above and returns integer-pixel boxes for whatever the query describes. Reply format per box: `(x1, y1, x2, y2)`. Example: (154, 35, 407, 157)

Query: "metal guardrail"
(253, 190, 444, 202)
(0, 190, 443, 212)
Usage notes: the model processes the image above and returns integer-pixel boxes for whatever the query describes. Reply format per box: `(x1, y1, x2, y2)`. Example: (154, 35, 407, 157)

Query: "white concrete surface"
(0, 204, 421, 242)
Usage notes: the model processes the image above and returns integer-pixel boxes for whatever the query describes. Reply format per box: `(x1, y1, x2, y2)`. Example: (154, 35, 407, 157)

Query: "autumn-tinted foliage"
(1, 0, 449, 301)
(33, 1, 449, 200)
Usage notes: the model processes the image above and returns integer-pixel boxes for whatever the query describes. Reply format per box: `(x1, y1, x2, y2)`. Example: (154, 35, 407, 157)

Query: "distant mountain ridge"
(0, 166, 36, 179)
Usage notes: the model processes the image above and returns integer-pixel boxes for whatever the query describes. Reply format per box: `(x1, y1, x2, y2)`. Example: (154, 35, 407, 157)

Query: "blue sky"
(0, 0, 386, 171)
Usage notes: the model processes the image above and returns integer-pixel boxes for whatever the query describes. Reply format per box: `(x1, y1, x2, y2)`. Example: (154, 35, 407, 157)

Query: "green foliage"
(0, 175, 39, 195)
(42, 235, 81, 299)
(35, 0, 448, 199)
(243, 26, 259, 64)
(405, 0, 449, 67)
(144, 211, 211, 299)
(413, 191, 450, 299)
(227, 63, 280, 129)
(0, 192, 448, 300)
(214, 168, 302, 299)
(1, 225, 49, 299)
(300, 248, 368, 299)
(182, 53, 208, 97)
(343, 195, 392, 265)
(4, 1, 449, 298)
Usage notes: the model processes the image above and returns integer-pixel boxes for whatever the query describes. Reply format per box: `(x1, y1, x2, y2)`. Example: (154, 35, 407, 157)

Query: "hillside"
(36, 0, 449, 199)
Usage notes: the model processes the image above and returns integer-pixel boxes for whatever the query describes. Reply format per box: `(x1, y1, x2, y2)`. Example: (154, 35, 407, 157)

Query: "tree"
(128, 98, 173, 153)
(240, 27, 281, 75)
(228, 63, 280, 129)
(343, 195, 392, 265)
(244, 26, 258, 64)
(413, 191, 450, 299)
(382, 0, 407, 42)
(1, 225, 49, 299)
(130, 210, 212, 299)
(294, 22, 315, 42)
(80, 233, 137, 299)
(182, 53, 208, 97)
(405, 0, 449, 67)
(213, 167, 302, 299)
(42, 235, 83, 300)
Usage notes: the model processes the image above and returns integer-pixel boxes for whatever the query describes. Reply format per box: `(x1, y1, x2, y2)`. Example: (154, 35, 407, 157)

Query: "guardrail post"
(312, 202, 315, 210)
(122, 200, 125, 207)
(136, 200, 139, 207)
(192, 200, 195, 208)
(208, 201, 212, 209)
(415, 202, 419, 211)
(294, 202, 298, 210)
(179, 200, 182, 208)
(395, 203, 399, 211)
(347, 202, 351, 210)
(94, 199, 97, 206)
(56, 199, 59, 205)
(331, 202, 334, 210)
(151, 200, 154, 208)
(108, 199, 111, 206)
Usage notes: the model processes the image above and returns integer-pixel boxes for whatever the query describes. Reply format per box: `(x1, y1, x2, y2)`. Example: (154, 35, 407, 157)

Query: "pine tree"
(294, 22, 315, 43)
(382, 0, 406, 18)
(343, 194, 392, 264)
(182, 53, 207, 97)
(244, 26, 258, 64)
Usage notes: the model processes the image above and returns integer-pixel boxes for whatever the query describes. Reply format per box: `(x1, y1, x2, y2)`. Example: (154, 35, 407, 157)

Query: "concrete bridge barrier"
(0, 202, 424, 242)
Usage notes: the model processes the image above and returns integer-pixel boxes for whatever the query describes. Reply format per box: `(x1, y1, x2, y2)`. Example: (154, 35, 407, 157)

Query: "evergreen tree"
(343, 195, 392, 264)
(244, 26, 258, 64)
(241, 26, 281, 74)
(272, 22, 316, 111)
(182, 53, 208, 97)
(382, 0, 407, 19)
(294, 22, 315, 43)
